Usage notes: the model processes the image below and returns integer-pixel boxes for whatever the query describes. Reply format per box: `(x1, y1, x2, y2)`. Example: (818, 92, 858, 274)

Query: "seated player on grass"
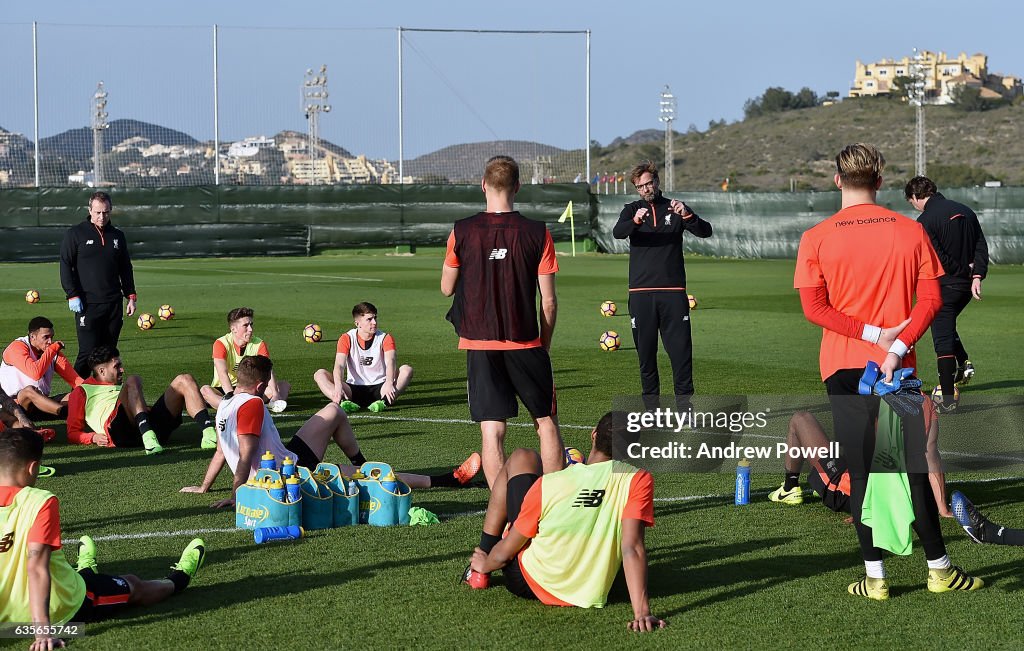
(0, 427, 206, 649)
(952, 491, 1024, 546)
(1, 387, 57, 478)
(314, 301, 413, 414)
(200, 307, 290, 413)
(182, 355, 480, 508)
(66, 345, 219, 455)
(462, 412, 666, 633)
(1, 317, 83, 420)
(767, 407, 953, 520)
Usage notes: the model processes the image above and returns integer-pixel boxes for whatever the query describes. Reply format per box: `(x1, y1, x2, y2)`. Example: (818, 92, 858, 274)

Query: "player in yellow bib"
(0, 428, 205, 648)
(200, 307, 290, 413)
(463, 412, 666, 632)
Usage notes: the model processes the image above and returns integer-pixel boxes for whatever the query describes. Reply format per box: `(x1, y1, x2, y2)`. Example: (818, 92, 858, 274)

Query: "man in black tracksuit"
(59, 191, 138, 378)
(613, 161, 712, 411)
(905, 177, 989, 412)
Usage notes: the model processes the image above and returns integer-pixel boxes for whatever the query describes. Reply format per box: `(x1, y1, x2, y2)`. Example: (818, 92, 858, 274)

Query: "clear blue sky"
(1, 0, 1021, 159)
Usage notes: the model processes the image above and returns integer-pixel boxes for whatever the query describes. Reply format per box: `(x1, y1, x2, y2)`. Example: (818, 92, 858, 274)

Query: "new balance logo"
(360, 356, 374, 366)
(86, 239, 94, 245)
(0, 531, 13, 553)
(488, 248, 508, 260)
(572, 489, 606, 508)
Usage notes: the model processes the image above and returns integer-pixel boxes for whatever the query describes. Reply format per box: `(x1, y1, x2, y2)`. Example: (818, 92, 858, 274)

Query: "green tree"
(890, 76, 913, 101)
(951, 85, 1006, 112)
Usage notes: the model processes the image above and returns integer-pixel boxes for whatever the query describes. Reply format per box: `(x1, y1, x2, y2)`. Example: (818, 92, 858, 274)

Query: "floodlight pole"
(659, 85, 676, 191)
(302, 65, 331, 183)
(91, 82, 109, 186)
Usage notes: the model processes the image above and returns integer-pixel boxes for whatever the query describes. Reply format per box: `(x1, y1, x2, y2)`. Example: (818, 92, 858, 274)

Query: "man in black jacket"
(613, 161, 712, 411)
(59, 191, 138, 377)
(905, 177, 989, 412)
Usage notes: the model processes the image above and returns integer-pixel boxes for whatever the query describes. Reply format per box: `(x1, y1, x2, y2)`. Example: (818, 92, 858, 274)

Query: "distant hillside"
(607, 129, 666, 148)
(591, 98, 1024, 191)
(39, 119, 200, 158)
(275, 130, 352, 159)
(401, 140, 565, 182)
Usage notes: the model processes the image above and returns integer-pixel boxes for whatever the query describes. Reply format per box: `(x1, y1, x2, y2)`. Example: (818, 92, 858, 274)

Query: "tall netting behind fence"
(399, 29, 588, 184)
(1, 23, 589, 189)
(0, 23, 37, 188)
(33, 24, 213, 187)
(216, 26, 397, 186)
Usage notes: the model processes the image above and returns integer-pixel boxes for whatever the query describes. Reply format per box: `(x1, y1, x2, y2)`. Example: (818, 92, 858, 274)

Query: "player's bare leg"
(122, 574, 175, 606)
(200, 385, 223, 410)
(119, 375, 149, 418)
(483, 448, 542, 535)
(166, 374, 222, 450)
(534, 415, 565, 475)
(295, 403, 477, 490)
(16, 386, 64, 417)
(480, 420, 508, 489)
(119, 375, 163, 454)
(394, 364, 414, 398)
(313, 369, 354, 403)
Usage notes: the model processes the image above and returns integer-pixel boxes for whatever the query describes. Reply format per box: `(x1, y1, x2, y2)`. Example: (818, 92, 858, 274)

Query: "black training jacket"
(59, 218, 136, 303)
(916, 193, 988, 286)
(612, 193, 712, 290)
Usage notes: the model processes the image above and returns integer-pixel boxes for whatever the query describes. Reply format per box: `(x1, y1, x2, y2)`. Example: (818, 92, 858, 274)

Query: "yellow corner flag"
(558, 200, 573, 223)
(557, 200, 576, 256)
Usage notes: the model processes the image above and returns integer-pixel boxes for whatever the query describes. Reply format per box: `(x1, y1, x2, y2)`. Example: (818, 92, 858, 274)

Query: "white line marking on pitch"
(135, 264, 382, 283)
(62, 476, 1023, 545)
(347, 414, 595, 430)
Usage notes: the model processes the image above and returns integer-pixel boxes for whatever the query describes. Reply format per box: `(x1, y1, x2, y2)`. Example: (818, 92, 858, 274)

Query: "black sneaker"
(952, 491, 988, 544)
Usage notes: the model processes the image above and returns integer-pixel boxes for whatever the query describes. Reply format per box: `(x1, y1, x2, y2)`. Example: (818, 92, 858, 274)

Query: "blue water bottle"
(268, 479, 286, 502)
(281, 456, 295, 478)
(735, 459, 751, 505)
(254, 525, 303, 544)
(380, 471, 399, 494)
(285, 475, 301, 503)
(260, 451, 276, 470)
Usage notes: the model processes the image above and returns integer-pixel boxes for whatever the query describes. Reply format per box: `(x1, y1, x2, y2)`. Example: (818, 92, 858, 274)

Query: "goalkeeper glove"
(858, 361, 925, 418)
(68, 297, 82, 313)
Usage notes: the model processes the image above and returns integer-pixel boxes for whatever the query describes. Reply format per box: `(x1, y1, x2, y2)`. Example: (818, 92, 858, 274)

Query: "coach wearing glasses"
(613, 161, 712, 411)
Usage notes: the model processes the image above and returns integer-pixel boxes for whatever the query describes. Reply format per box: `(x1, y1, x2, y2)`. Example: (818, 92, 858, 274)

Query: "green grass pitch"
(2, 248, 1023, 649)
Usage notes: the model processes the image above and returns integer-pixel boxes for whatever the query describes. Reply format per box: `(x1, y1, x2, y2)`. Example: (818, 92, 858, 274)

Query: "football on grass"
(303, 323, 323, 343)
(599, 330, 620, 352)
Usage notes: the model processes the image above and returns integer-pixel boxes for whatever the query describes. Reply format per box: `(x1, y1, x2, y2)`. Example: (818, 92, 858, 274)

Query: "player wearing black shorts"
(65, 345, 219, 454)
(182, 356, 481, 506)
(769, 410, 950, 519)
(442, 155, 564, 487)
(0, 427, 206, 644)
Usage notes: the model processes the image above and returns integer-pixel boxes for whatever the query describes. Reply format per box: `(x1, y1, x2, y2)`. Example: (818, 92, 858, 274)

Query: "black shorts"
(285, 435, 321, 470)
(108, 395, 182, 448)
(348, 383, 385, 408)
(70, 569, 132, 622)
(466, 348, 556, 422)
(807, 456, 852, 514)
(501, 473, 541, 600)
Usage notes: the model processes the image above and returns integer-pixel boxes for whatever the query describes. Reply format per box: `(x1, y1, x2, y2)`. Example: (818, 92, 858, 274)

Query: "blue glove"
(858, 361, 925, 418)
(68, 297, 82, 313)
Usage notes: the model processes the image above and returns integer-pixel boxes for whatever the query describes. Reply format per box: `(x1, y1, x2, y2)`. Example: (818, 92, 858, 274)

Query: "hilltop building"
(849, 51, 1021, 104)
